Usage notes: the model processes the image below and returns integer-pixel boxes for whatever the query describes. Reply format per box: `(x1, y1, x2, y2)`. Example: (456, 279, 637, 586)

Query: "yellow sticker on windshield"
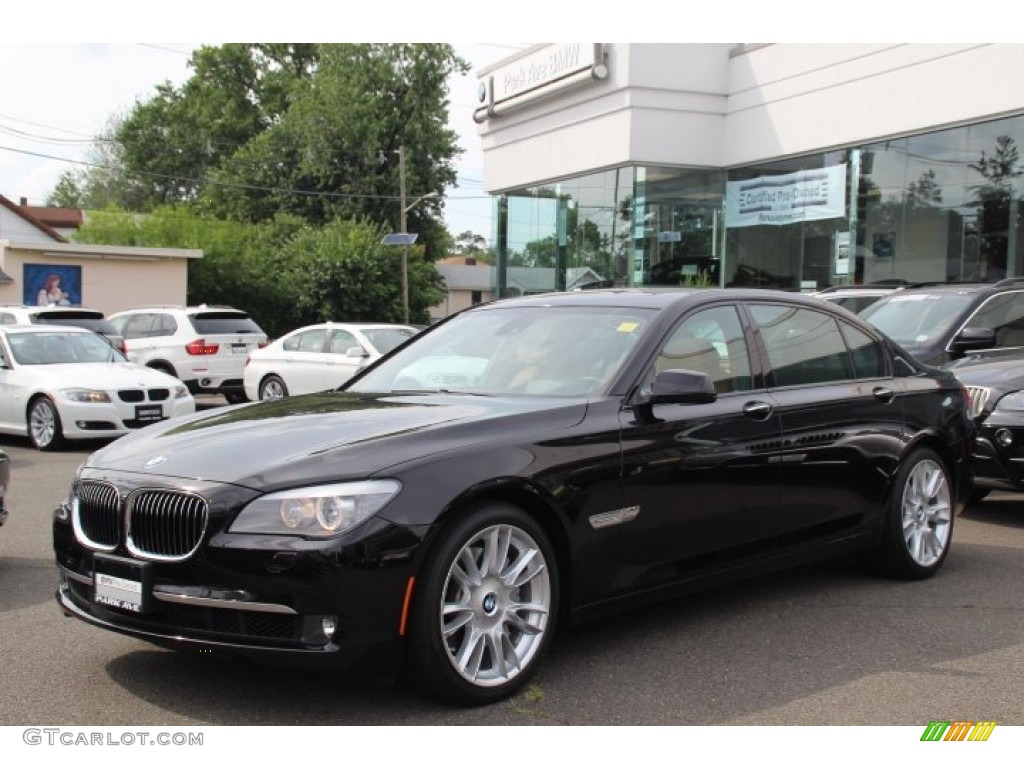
(617, 322, 640, 333)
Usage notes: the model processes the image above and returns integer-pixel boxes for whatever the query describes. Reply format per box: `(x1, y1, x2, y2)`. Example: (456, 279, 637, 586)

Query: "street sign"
(381, 233, 419, 246)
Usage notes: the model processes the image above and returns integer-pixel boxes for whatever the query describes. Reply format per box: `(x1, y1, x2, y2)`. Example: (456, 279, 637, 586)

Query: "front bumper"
(56, 396, 196, 440)
(54, 496, 427, 674)
(971, 412, 1024, 491)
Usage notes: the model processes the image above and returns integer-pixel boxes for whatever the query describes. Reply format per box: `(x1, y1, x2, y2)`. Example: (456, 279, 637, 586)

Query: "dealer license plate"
(93, 554, 151, 613)
(135, 404, 163, 423)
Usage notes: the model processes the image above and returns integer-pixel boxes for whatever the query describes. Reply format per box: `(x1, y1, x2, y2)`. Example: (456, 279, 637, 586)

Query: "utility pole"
(398, 145, 410, 325)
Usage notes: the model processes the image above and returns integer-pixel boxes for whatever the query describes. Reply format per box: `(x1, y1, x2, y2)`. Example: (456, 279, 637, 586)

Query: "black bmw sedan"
(54, 288, 974, 705)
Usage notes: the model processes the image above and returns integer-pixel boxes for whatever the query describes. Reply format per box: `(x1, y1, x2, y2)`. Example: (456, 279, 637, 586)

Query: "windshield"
(860, 293, 976, 346)
(7, 331, 126, 365)
(348, 305, 654, 397)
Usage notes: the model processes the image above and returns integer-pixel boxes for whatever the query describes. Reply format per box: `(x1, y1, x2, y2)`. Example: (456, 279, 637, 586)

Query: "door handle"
(743, 401, 773, 420)
(873, 386, 895, 403)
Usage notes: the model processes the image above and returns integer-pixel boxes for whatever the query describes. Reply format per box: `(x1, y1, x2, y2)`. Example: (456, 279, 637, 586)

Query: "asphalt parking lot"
(1, 416, 1023, 727)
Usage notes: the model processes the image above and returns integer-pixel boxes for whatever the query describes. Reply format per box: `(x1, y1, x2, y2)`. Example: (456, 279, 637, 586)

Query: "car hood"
(21, 362, 183, 389)
(84, 391, 589, 489)
(953, 359, 1024, 389)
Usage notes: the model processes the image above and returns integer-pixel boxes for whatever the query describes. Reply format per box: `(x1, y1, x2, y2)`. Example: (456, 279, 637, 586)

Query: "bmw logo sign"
(477, 82, 487, 103)
(482, 593, 497, 614)
(144, 456, 168, 469)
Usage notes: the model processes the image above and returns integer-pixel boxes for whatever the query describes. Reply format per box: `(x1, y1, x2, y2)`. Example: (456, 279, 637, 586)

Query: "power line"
(0, 144, 409, 204)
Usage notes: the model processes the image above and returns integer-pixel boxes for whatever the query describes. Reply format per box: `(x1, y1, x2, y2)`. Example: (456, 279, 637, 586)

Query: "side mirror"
(950, 326, 996, 352)
(345, 346, 369, 359)
(633, 369, 717, 424)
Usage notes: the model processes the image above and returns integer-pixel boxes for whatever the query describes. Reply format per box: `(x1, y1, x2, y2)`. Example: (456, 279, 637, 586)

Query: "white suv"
(108, 305, 267, 403)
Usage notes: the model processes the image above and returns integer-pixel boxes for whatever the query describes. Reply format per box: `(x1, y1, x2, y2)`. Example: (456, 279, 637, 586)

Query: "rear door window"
(750, 304, 853, 387)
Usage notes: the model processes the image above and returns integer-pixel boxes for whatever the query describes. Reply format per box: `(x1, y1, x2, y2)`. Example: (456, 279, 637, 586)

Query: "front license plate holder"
(93, 553, 152, 613)
(135, 404, 163, 423)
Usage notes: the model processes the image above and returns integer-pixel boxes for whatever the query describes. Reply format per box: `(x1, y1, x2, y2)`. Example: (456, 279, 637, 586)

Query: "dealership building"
(472, 43, 1024, 295)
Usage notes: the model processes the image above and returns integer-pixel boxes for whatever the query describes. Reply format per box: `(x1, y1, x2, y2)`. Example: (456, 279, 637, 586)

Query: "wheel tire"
(224, 392, 249, 404)
(28, 396, 65, 451)
(873, 448, 954, 580)
(258, 375, 288, 401)
(405, 503, 559, 706)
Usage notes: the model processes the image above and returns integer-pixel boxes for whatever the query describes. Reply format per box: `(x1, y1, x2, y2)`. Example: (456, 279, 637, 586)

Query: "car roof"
(110, 304, 248, 314)
(814, 285, 902, 296)
(0, 304, 105, 315)
(1, 323, 98, 334)
(889, 281, 1022, 296)
(467, 287, 823, 311)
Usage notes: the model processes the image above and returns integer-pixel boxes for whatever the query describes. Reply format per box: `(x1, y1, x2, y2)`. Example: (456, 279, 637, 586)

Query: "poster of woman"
(24, 264, 81, 306)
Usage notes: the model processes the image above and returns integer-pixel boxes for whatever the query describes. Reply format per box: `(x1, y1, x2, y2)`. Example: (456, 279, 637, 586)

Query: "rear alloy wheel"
(258, 375, 288, 401)
(406, 503, 558, 706)
(28, 396, 65, 451)
(875, 448, 953, 579)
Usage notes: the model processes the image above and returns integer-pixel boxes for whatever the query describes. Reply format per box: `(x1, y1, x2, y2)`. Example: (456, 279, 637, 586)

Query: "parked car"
(53, 288, 973, 705)
(0, 304, 128, 356)
(0, 449, 8, 529)
(812, 283, 905, 314)
(859, 278, 1024, 367)
(108, 305, 267, 403)
(953, 356, 1024, 501)
(0, 325, 195, 450)
(243, 322, 417, 401)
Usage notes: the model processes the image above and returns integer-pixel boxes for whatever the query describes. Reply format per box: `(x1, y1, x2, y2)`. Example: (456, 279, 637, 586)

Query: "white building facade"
(474, 43, 1024, 293)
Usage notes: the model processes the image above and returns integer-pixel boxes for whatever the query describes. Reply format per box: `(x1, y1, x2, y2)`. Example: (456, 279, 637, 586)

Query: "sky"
(0, 41, 521, 241)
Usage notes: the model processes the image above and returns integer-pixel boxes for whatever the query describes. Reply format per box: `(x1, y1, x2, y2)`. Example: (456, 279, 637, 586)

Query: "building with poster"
(472, 43, 1024, 294)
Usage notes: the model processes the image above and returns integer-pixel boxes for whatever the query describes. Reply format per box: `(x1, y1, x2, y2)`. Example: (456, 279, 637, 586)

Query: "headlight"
(60, 389, 111, 403)
(994, 391, 1024, 412)
(174, 385, 189, 399)
(56, 463, 85, 522)
(228, 480, 402, 537)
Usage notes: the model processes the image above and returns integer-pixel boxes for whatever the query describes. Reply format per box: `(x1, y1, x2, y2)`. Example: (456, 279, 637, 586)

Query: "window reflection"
(491, 114, 1024, 294)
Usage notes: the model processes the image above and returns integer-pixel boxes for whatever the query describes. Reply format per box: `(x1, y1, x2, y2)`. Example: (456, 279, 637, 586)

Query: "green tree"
(60, 44, 468, 263)
(202, 44, 466, 261)
(452, 230, 494, 263)
(72, 205, 444, 335)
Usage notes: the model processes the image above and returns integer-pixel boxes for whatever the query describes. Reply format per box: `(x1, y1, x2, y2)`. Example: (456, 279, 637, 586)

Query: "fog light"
(300, 614, 339, 645)
(996, 429, 1014, 448)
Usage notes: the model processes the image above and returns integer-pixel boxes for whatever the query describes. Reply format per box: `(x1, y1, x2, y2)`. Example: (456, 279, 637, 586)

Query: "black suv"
(860, 279, 1024, 367)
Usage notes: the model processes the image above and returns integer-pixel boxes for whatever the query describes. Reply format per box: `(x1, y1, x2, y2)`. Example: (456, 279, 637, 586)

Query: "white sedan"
(243, 322, 418, 401)
(0, 325, 195, 450)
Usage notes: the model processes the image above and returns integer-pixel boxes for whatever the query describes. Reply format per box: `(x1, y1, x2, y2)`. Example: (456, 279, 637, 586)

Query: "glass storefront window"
(489, 114, 1024, 296)
(494, 166, 725, 296)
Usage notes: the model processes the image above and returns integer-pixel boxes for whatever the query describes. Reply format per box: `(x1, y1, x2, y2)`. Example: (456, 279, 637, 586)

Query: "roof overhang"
(0, 240, 203, 261)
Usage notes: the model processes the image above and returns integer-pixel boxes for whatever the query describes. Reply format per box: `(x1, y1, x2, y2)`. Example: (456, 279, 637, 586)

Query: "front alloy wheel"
(440, 523, 552, 688)
(28, 396, 64, 451)
(407, 504, 558, 705)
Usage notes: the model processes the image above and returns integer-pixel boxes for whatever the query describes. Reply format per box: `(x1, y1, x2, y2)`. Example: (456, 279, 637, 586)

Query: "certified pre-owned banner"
(726, 165, 847, 228)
